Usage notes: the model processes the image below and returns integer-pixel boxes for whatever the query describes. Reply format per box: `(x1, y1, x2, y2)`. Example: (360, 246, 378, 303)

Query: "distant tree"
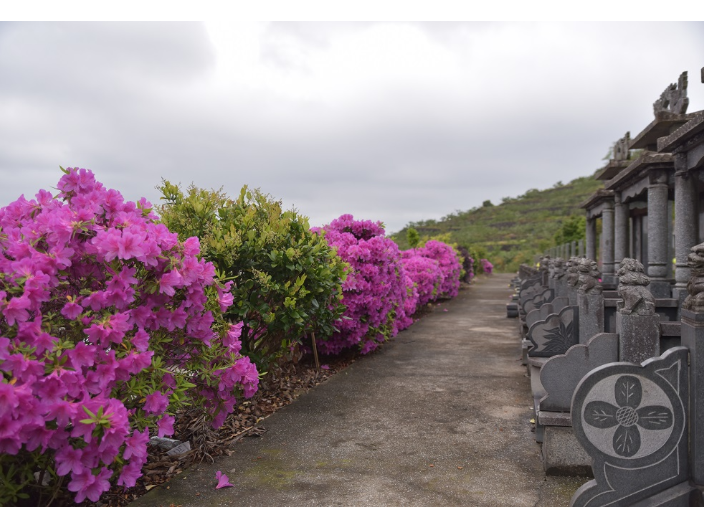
(407, 227, 420, 248)
(554, 215, 586, 245)
(482, 199, 493, 207)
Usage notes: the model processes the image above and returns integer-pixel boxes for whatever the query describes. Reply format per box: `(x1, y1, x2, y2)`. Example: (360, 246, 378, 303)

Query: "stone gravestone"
(570, 347, 690, 506)
(528, 306, 579, 358)
(523, 288, 555, 315)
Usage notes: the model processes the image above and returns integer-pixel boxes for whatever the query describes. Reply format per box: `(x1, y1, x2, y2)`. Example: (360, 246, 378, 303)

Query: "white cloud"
(1, 21, 703, 233)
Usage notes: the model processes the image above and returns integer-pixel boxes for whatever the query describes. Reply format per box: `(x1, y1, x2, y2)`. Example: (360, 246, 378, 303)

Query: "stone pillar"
(682, 307, 704, 484)
(586, 217, 596, 261)
(601, 198, 616, 287)
(614, 259, 659, 363)
(681, 242, 704, 485)
(571, 240, 576, 258)
(647, 170, 672, 297)
(577, 259, 605, 342)
(614, 193, 629, 273)
(633, 215, 643, 265)
(578, 239, 584, 257)
(673, 156, 699, 304)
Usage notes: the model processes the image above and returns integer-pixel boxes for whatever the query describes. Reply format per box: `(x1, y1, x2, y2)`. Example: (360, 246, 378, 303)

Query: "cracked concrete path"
(132, 273, 588, 507)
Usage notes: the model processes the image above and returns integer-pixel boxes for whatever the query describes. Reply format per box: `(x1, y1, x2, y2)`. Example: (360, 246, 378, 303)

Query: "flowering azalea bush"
(313, 215, 411, 355)
(481, 258, 494, 275)
(414, 240, 462, 299)
(457, 246, 475, 283)
(400, 253, 443, 306)
(0, 168, 258, 505)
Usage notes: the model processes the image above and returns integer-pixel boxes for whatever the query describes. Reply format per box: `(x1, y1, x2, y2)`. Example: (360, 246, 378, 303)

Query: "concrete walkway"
(132, 273, 588, 507)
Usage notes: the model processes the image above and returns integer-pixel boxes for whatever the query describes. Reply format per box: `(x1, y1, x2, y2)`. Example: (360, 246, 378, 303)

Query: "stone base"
(631, 481, 702, 507)
(617, 312, 661, 364)
(541, 426, 593, 476)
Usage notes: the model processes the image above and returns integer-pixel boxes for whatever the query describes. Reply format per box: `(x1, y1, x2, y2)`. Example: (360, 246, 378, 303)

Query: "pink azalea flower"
(143, 391, 170, 416)
(61, 301, 84, 320)
(215, 470, 233, 489)
(157, 414, 175, 437)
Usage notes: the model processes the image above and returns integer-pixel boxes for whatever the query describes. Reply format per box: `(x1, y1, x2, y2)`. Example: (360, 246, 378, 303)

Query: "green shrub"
(157, 181, 348, 371)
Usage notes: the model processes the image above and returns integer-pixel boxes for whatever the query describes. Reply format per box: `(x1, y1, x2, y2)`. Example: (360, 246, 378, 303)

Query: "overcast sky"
(1, 19, 703, 233)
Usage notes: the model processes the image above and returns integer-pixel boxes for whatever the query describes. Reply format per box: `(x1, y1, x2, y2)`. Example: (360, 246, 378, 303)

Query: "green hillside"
(390, 174, 603, 272)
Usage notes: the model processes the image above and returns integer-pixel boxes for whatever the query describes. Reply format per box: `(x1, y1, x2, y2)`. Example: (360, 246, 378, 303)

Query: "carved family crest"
(653, 71, 689, 116)
(577, 258, 602, 295)
(617, 258, 655, 315)
(683, 242, 704, 312)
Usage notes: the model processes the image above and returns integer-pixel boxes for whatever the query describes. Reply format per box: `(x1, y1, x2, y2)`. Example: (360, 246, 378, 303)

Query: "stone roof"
(657, 110, 704, 153)
(629, 111, 691, 150)
(580, 188, 614, 210)
(604, 152, 673, 192)
(594, 159, 631, 181)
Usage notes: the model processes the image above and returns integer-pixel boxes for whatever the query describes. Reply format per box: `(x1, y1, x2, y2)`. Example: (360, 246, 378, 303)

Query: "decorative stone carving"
(653, 71, 689, 116)
(540, 255, 551, 275)
(566, 257, 580, 288)
(616, 258, 655, 315)
(683, 242, 704, 313)
(570, 347, 689, 506)
(550, 258, 565, 280)
(577, 258, 603, 295)
(613, 132, 631, 161)
(527, 306, 579, 358)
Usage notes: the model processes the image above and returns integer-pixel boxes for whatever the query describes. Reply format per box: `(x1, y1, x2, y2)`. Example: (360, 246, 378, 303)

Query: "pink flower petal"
(215, 470, 233, 489)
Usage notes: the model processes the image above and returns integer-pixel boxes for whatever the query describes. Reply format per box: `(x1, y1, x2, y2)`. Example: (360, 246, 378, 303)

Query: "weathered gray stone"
(523, 288, 555, 314)
(527, 306, 579, 358)
(647, 170, 672, 297)
(617, 312, 660, 364)
(614, 194, 629, 272)
(652, 71, 689, 115)
(577, 293, 604, 345)
(542, 426, 593, 476)
(570, 347, 689, 507)
(586, 218, 596, 261)
(681, 309, 704, 485)
(540, 333, 619, 412)
(526, 297, 570, 329)
(673, 156, 698, 304)
(601, 198, 616, 287)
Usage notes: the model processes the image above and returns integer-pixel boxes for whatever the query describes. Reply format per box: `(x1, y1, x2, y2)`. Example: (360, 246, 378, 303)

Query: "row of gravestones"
(507, 248, 704, 506)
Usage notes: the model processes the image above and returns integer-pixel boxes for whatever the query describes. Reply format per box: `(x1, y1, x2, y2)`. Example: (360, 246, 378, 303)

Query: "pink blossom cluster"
(0, 168, 257, 503)
(481, 258, 494, 275)
(407, 241, 462, 299)
(399, 254, 443, 306)
(313, 215, 412, 355)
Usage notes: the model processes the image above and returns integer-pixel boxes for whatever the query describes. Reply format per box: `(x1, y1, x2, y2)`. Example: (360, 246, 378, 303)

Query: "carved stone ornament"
(550, 257, 565, 280)
(540, 255, 551, 271)
(653, 71, 689, 116)
(566, 256, 581, 288)
(577, 258, 603, 295)
(683, 241, 704, 312)
(613, 132, 631, 162)
(617, 258, 655, 315)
